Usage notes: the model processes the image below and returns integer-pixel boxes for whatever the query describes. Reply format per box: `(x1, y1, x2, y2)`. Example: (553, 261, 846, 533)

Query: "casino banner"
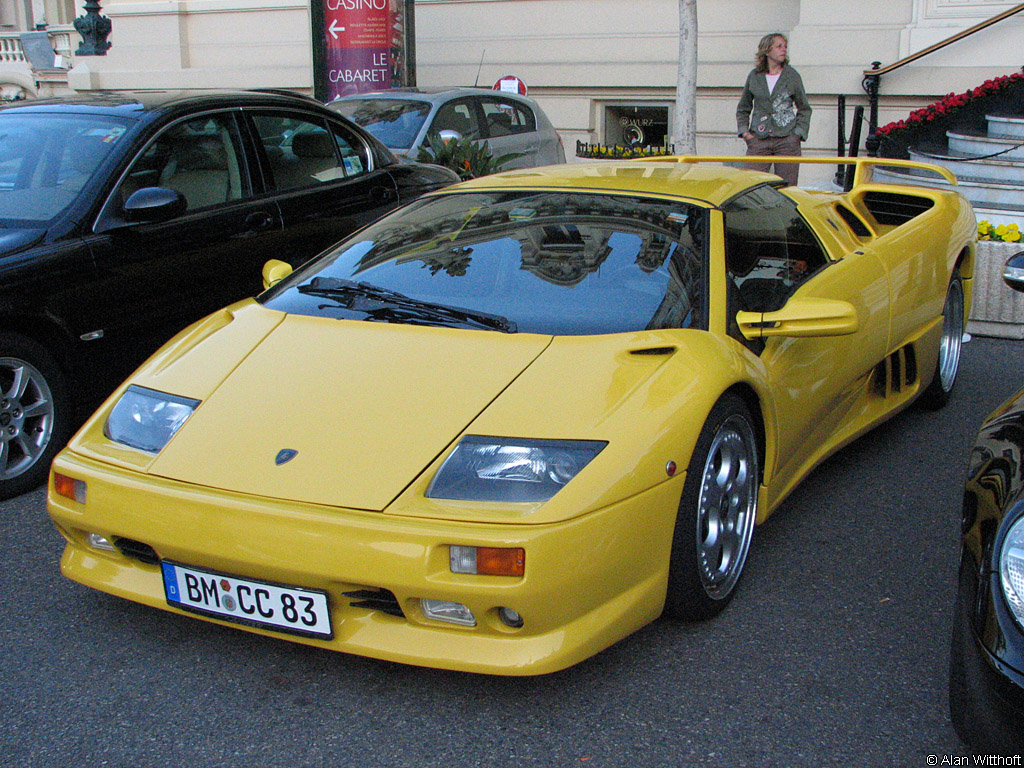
(320, 0, 412, 102)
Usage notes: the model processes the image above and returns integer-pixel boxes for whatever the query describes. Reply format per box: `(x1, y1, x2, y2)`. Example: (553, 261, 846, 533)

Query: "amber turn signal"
(53, 472, 87, 504)
(449, 545, 525, 577)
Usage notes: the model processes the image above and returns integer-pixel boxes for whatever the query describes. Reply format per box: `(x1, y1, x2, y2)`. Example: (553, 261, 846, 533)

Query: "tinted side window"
(480, 98, 536, 137)
(120, 113, 248, 211)
(724, 186, 828, 315)
(430, 99, 481, 140)
(250, 112, 370, 191)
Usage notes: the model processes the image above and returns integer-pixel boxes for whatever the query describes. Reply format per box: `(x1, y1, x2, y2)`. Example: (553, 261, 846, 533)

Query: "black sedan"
(949, 251, 1024, 754)
(0, 89, 458, 499)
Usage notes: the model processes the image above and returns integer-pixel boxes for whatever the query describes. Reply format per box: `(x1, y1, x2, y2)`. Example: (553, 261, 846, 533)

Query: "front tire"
(664, 393, 759, 621)
(919, 271, 964, 410)
(0, 333, 69, 499)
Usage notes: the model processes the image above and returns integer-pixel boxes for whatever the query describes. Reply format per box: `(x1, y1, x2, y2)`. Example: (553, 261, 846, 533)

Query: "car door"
(477, 96, 539, 169)
(82, 109, 285, 383)
(244, 109, 400, 269)
(724, 186, 890, 492)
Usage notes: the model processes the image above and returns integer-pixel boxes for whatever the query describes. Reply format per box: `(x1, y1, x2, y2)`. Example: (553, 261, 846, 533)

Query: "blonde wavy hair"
(754, 33, 788, 73)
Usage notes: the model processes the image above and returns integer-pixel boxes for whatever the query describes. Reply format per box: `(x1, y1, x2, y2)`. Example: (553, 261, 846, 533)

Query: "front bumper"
(48, 450, 684, 676)
(949, 556, 1024, 754)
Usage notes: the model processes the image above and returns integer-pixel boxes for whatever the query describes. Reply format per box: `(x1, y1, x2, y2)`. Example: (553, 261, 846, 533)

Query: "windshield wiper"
(297, 277, 517, 333)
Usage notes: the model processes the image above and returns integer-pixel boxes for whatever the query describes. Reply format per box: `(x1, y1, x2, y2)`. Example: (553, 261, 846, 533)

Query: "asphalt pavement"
(3, 335, 1022, 768)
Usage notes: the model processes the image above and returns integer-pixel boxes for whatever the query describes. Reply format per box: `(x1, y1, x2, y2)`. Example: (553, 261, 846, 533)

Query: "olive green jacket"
(736, 65, 812, 140)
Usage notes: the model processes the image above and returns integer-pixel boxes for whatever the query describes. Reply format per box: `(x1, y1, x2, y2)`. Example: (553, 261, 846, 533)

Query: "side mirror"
(438, 129, 463, 144)
(1003, 252, 1024, 293)
(123, 187, 187, 224)
(262, 259, 293, 290)
(737, 297, 860, 340)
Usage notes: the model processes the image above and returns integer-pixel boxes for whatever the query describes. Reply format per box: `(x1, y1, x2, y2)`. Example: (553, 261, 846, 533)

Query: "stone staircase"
(874, 113, 1024, 227)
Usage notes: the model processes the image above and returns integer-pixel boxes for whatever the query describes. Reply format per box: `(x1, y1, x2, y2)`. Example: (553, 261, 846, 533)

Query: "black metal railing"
(860, 2, 1024, 155)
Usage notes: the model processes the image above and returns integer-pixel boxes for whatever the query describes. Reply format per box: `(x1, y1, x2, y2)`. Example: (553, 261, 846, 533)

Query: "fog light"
(449, 545, 525, 577)
(87, 532, 116, 552)
(420, 598, 476, 627)
(53, 473, 87, 504)
(498, 607, 524, 628)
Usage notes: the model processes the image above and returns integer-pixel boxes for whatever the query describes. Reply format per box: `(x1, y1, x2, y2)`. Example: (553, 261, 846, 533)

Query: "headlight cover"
(427, 436, 606, 502)
(1001, 514, 1024, 628)
(104, 385, 200, 453)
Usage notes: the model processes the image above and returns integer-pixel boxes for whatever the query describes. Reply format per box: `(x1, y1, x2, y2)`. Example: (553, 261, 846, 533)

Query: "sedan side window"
(119, 114, 247, 211)
(480, 98, 536, 137)
(250, 113, 370, 191)
(430, 100, 481, 140)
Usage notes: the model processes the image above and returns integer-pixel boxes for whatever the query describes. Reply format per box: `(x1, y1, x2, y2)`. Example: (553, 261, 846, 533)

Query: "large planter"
(968, 241, 1024, 339)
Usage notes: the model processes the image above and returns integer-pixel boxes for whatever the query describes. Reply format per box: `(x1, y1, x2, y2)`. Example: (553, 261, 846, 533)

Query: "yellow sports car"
(48, 156, 975, 675)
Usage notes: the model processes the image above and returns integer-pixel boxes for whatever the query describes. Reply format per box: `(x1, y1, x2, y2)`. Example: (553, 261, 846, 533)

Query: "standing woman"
(736, 32, 812, 186)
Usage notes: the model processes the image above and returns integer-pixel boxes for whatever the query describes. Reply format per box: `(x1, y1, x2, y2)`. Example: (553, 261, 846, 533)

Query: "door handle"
(371, 186, 396, 205)
(245, 211, 275, 232)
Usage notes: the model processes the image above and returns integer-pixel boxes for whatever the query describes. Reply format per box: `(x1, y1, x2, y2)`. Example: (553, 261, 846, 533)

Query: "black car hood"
(0, 228, 45, 256)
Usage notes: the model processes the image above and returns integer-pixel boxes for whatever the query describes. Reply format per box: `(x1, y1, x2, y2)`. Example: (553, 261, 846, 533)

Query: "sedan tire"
(664, 393, 759, 621)
(0, 333, 68, 499)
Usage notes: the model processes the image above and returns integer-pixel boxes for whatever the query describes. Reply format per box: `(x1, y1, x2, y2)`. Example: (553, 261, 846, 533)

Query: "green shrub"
(416, 134, 521, 180)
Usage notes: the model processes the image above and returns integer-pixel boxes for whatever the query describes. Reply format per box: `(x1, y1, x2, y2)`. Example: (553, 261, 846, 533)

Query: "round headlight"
(1000, 514, 1024, 627)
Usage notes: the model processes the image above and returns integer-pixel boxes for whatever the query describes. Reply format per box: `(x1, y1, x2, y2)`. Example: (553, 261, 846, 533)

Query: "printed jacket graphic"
(736, 65, 812, 140)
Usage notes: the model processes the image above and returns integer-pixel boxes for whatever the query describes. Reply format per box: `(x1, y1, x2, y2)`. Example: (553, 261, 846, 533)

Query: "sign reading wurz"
(322, 0, 410, 101)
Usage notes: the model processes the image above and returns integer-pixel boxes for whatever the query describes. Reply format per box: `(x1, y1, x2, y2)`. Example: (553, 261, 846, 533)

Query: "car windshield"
(262, 190, 708, 335)
(331, 98, 431, 150)
(0, 112, 131, 226)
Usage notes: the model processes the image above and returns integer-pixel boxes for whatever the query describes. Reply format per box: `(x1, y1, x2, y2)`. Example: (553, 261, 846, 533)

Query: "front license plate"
(161, 561, 333, 640)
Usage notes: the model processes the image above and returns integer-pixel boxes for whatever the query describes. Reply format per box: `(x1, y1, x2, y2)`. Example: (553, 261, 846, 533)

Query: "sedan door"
(243, 110, 400, 268)
(82, 110, 285, 383)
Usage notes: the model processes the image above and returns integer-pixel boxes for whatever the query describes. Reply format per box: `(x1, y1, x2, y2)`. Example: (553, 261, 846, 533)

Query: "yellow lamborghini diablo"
(48, 157, 976, 675)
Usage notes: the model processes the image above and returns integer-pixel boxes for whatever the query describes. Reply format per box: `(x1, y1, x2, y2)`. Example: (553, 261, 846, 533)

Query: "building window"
(603, 104, 671, 148)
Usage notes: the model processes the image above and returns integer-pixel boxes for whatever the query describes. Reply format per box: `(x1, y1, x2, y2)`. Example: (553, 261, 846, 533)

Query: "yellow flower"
(1005, 230, 1022, 242)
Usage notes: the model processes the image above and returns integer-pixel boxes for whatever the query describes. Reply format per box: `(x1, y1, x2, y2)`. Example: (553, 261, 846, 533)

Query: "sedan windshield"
(0, 112, 131, 226)
(331, 99, 431, 150)
(263, 190, 708, 336)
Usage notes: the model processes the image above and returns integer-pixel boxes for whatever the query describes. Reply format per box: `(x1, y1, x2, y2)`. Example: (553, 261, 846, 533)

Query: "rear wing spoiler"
(635, 155, 958, 188)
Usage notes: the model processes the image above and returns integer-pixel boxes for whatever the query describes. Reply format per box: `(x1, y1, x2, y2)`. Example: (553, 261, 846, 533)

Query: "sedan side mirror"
(737, 297, 860, 340)
(262, 259, 293, 290)
(123, 187, 187, 224)
(438, 130, 463, 144)
(1003, 252, 1024, 294)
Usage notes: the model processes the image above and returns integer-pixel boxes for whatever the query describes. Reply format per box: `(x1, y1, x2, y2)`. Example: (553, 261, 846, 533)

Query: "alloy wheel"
(0, 356, 55, 482)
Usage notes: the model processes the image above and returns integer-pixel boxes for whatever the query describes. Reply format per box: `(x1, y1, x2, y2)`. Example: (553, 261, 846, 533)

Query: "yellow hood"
(147, 314, 552, 510)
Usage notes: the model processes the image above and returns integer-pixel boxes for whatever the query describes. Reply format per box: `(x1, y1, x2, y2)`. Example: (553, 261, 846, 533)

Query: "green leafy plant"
(416, 134, 521, 180)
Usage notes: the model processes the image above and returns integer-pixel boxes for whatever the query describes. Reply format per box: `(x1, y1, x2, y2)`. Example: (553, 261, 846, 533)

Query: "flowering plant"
(576, 141, 674, 159)
(876, 72, 1024, 141)
(978, 220, 1022, 243)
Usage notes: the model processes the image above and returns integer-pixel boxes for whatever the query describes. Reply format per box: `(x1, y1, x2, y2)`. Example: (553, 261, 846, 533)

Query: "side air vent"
(113, 537, 160, 565)
(343, 588, 404, 618)
(872, 345, 920, 398)
(861, 191, 934, 226)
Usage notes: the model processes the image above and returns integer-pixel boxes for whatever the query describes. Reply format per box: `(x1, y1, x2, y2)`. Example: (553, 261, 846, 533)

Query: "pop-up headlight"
(104, 385, 199, 453)
(427, 436, 606, 502)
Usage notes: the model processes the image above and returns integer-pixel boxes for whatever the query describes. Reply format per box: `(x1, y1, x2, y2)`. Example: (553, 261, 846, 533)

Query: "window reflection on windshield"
(331, 99, 431, 150)
(0, 113, 129, 226)
(263, 191, 708, 336)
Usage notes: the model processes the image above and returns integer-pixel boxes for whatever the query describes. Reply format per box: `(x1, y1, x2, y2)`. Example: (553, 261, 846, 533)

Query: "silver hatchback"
(329, 87, 565, 169)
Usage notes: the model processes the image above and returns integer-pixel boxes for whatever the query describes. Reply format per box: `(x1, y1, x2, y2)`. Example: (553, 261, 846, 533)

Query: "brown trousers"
(743, 133, 802, 187)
